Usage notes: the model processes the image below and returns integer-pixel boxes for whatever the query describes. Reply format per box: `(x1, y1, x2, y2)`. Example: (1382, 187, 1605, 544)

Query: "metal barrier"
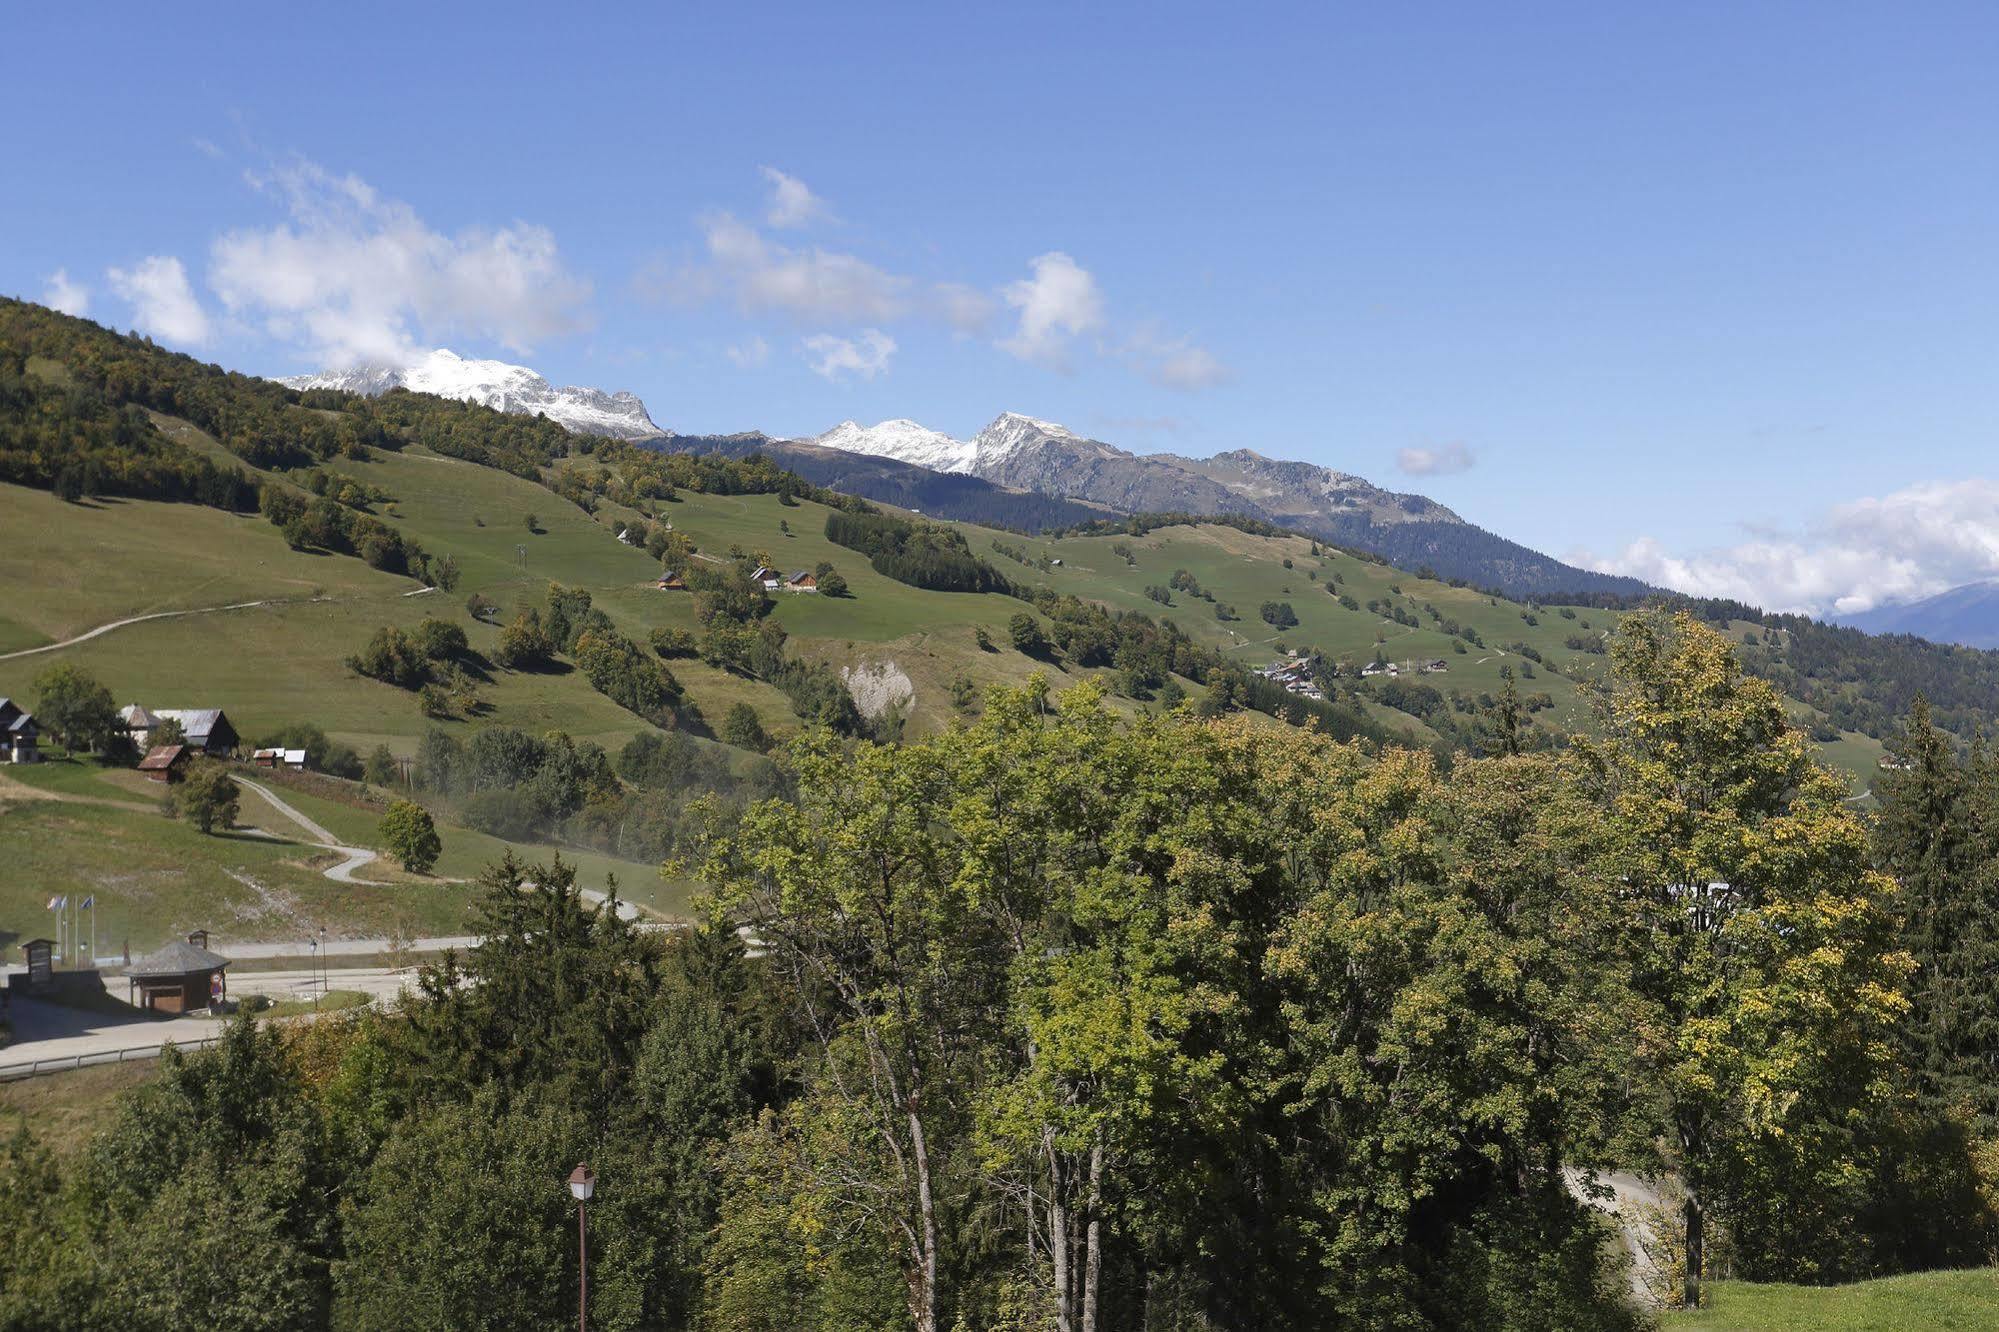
(0, 1035, 224, 1082)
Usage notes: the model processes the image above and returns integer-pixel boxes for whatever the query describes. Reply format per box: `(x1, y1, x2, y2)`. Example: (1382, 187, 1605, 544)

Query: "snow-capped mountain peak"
(968, 412, 1080, 467)
(279, 348, 666, 441)
(810, 418, 981, 473)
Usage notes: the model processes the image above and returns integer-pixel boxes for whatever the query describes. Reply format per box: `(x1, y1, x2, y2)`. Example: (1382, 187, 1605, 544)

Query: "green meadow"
(1664, 1268, 1999, 1331)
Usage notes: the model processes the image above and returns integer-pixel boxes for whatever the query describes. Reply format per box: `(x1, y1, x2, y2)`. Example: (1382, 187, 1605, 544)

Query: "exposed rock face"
(280, 349, 667, 441)
(797, 411, 1650, 599)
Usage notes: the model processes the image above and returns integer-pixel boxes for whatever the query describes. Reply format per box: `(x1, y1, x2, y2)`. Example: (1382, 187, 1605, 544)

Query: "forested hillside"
(2, 620, 1995, 1329)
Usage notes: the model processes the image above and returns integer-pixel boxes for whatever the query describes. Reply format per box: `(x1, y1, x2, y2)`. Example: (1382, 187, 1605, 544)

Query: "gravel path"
(236, 778, 388, 885)
(0, 598, 299, 661)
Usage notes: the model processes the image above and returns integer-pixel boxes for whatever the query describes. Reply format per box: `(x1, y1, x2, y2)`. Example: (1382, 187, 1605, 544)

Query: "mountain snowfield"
(811, 412, 1074, 475)
(806, 411, 1462, 529)
(279, 349, 667, 441)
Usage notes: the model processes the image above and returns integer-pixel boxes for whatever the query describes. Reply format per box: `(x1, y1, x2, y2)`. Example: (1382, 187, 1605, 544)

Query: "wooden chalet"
(656, 570, 687, 590)
(126, 930, 229, 1014)
(0, 699, 39, 764)
(786, 571, 819, 592)
(149, 709, 239, 756)
(137, 744, 191, 782)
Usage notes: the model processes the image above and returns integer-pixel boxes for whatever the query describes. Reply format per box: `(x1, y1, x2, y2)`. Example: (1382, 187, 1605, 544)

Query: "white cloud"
(1397, 443, 1477, 477)
(727, 334, 770, 368)
(106, 255, 211, 346)
(802, 329, 895, 382)
(682, 214, 910, 324)
(760, 166, 830, 229)
(1124, 325, 1229, 391)
(1000, 252, 1104, 369)
(208, 159, 590, 367)
(1579, 478, 1999, 615)
(41, 268, 89, 317)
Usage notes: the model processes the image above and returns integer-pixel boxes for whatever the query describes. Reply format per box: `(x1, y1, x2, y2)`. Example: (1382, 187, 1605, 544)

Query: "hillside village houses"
(749, 565, 784, 592)
(786, 571, 819, 592)
(119, 705, 240, 756)
(0, 698, 41, 764)
(656, 570, 687, 590)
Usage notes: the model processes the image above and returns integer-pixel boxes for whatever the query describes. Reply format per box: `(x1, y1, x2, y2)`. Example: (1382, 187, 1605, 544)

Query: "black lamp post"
(567, 1163, 595, 1330)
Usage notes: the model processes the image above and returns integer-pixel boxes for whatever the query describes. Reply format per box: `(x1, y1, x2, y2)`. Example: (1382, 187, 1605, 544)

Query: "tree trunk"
(1682, 1191, 1704, 1310)
(1048, 1127, 1074, 1332)
(909, 1105, 940, 1332)
(1080, 1139, 1104, 1332)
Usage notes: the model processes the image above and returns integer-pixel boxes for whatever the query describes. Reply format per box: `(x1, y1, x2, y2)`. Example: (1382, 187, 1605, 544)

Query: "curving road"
(237, 778, 388, 885)
(0, 598, 309, 661)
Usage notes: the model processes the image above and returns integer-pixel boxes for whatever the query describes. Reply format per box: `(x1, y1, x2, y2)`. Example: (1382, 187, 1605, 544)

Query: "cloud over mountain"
(107, 255, 211, 346)
(209, 158, 590, 367)
(803, 329, 895, 381)
(1581, 477, 1999, 615)
(1397, 443, 1476, 477)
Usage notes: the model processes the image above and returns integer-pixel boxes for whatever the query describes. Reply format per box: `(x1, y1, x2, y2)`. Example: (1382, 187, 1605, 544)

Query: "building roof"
(6, 712, 35, 733)
(152, 709, 227, 743)
(128, 939, 230, 976)
(138, 744, 188, 771)
(788, 570, 813, 581)
(119, 703, 157, 728)
(0, 698, 17, 721)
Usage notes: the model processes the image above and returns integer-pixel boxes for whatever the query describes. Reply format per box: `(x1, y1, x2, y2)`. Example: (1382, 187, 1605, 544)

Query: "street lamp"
(568, 1163, 595, 1331)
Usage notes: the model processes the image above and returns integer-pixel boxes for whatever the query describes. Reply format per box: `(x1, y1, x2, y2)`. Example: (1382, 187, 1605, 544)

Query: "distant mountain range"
(806, 414, 1650, 600)
(662, 430, 1113, 533)
(1842, 581, 1999, 649)
(275, 352, 1643, 600)
(281, 349, 667, 441)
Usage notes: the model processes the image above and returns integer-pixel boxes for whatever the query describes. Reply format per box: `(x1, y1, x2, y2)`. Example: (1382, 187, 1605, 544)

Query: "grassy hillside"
(1664, 1267, 1999, 1330)
(0, 441, 1887, 792)
(0, 756, 672, 954)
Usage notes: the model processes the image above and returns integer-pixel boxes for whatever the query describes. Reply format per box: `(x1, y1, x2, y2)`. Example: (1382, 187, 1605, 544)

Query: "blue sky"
(8, 1, 1999, 613)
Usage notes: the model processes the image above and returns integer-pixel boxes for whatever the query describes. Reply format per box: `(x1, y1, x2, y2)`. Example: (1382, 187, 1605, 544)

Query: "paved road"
(1564, 1167, 1667, 1306)
(237, 778, 387, 884)
(0, 967, 420, 1071)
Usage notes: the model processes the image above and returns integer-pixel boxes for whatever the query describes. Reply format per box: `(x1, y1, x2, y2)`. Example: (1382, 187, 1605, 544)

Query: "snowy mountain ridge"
(279, 349, 666, 441)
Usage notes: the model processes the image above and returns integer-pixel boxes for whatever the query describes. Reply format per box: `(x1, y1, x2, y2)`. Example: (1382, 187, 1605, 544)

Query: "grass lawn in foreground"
(236, 776, 695, 918)
(0, 1063, 156, 1155)
(0, 797, 475, 955)
(1663, 1268, 1999, 1330)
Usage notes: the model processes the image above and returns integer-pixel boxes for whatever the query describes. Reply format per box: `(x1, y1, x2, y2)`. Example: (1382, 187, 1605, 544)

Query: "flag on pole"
(47, 895, 66, 910)
(79, 895, 94, 909)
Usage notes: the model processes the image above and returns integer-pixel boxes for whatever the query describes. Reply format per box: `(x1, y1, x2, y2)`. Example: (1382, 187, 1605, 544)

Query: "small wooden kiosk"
(126, 931, 230, 1013)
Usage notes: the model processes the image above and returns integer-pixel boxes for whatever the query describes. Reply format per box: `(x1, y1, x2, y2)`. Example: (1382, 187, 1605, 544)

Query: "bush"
(1260, 601, 1299, 629)
(720, 703, 770, 753)
(170, 761, 239, 834)
(411, 618, 469, 662)
(364, 745, 398, 786)
(650, 627, 698, 659)
(378, 799, 441, 874)
(1009, 612, 1049, 657)
(495, 610, 557, 670)
(347, 627, 430, 689)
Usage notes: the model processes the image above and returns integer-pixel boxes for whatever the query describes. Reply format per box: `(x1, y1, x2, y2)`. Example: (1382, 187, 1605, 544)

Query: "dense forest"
(2, 613, 1992, 1329)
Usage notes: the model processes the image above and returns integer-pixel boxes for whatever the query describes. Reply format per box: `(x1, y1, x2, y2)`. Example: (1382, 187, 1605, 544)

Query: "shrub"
(347, 627, 429, 689)
(720, 703, 771, 753)
(170, 761, 239, 835)
(649, 627, 698, 659)
(378, 799, 441, 874)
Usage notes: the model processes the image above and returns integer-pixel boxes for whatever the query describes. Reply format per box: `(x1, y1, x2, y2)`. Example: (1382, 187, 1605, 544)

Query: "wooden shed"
(137, 744, 190, 782)
(126, 931, 229, 1013)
